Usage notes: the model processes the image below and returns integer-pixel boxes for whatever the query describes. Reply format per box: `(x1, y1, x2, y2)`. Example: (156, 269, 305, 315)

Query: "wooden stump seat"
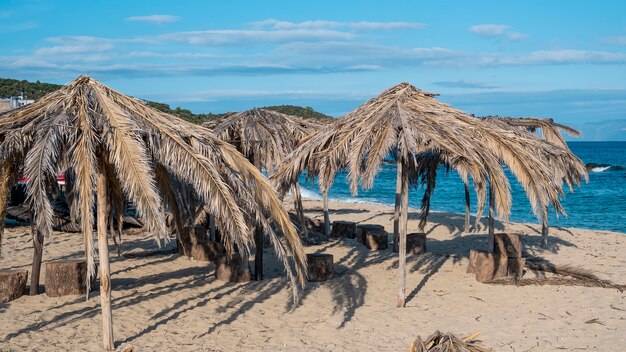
(177, 225, 209, 257)
(406, 233, 427, 255)
(0, 270, 27, 302)
(331, 221, 357, 239)
(215, 255, 251, 283)
(356, 224, 388, 250)
(494, 233, 522, 258)
(45, 260, 95, 297)
(191, 241, 225, 262)
(306, 253, 334, 282)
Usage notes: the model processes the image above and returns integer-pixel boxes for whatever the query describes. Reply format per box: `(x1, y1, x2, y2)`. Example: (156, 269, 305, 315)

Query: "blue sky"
(1, 0, 626, 139)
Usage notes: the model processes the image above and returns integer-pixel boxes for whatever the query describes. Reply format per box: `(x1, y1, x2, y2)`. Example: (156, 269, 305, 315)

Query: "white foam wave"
(591, 166, 611, 173)
(297, 187, 323, 200)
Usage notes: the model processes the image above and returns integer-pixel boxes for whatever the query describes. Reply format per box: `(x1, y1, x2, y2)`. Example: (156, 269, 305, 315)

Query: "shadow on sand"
(2, 211, 576, 346)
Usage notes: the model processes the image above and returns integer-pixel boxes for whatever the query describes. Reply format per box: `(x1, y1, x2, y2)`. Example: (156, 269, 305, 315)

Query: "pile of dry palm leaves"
(491, 257, 626, 291)
(409, 331, 491, 352)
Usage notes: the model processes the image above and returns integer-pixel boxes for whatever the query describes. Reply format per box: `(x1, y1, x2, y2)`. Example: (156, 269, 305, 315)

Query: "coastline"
(0, 198, 624, 351)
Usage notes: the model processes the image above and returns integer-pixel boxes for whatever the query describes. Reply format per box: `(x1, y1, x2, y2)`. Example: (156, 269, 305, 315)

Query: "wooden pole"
(397, 157, 408, 308)
(488, 183, 495, 253)
(293, 182, 308, 236)
(393, 152, 401, 251)
(0, 167, 10, 257)
(322, 190, 330, 236)
(97, 155, 114, 351)
(541, 218, 549, 248)
(30, 224, 44, 295)
(464, 182, 471, 233)
(209, 214, 216, 242)
(252, 153, 263, 281)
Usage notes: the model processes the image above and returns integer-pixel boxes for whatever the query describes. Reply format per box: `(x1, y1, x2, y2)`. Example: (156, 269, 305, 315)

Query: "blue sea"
(298, 142, 626, 233)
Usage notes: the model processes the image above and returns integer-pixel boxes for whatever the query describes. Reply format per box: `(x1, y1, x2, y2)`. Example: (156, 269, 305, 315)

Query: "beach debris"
(409, 331, 491, 352)
(306, 253, 334, 282)
(585, 318, 605, 326)
(0, 269, 27, 303)
(44, 260, 96, 297)
(490, 257, 626, 291)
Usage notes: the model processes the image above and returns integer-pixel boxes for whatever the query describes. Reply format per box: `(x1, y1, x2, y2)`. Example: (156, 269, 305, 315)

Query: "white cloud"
(160, 29, 353, 46)
(603, 36, 626, 46)
(469, 24, 527, 41)
(35, 43, 114, 56)
(126, 15, 180, 24)
(469, 24, 509, 37)
(432, 80, 501, 89)
(251, 19, 426, 31)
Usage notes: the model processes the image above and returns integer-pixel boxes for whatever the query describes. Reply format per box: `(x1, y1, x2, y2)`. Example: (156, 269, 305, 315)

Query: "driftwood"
(0, 270, 27, 302)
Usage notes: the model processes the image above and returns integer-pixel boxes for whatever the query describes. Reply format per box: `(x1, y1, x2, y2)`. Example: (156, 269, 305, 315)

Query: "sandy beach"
(0, 197, 624, 351)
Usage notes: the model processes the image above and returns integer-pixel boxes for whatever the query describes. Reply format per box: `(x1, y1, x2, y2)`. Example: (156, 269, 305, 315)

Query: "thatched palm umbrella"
(204, 108, 322, 280)
(0, 76, 307, 350)
(478, 116, 587, 246)
(274, 82, 584, 307)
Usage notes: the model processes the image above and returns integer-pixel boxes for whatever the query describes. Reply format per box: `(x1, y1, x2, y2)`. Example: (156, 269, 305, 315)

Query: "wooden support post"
(97, 155, 114, 351)
(293, 182, 308, 236)
(322, 190, 330, 237)
(209, 214, 216, 242)
(0, 166, 10, 256)
(254, 227, 263, 281)
(397, 157, 408, 308)
(393, 153, 401, 251)
(30, 224, 44, 295)
(541, 219, 549, 248)
(488, 183, 495, 253)
(253, 153, 263, 281)
(464, 182, 471, 233)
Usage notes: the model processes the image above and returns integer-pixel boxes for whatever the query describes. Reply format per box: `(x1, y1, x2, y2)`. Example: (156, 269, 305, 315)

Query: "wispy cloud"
(603, 36, 626, 46)
(0, 21, 38, 33)
(159, 29, 353, 46)
(251, 19, 426, 31)
(126, 15, 180, 24)
(432, 80, 501, 89)
(469, 24, 527, 41)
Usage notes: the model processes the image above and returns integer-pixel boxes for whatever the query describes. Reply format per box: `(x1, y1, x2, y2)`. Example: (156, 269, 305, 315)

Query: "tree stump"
(45, 260, 95, 297)
(467, 249, 508, 283)
(306, 253, 334, 282)
(191, 241, 226, 262)
(357, 225, 388, 250)
(215, 255, 251, 283)
(406, 233, 427, 255)
(495, 233, 522, 258)
(0, 270, 27, 303)
(331, 221, 357, 239)
(356, 224, 385, 242)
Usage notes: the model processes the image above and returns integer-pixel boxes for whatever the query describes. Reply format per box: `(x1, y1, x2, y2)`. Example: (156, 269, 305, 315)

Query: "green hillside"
(262, 105, 333, 120)
(0, 78, 334, 123)
(0, 78, 62, 100)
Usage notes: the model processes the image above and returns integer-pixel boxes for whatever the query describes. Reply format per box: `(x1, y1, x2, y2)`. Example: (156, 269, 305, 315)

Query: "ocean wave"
(591, 166, 611, 173)
(585, 163, 625, 173)
(297, 187, 323, 200)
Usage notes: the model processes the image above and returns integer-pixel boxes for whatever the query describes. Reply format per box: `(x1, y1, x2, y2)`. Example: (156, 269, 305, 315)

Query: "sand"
(0, 198, 624, 351)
